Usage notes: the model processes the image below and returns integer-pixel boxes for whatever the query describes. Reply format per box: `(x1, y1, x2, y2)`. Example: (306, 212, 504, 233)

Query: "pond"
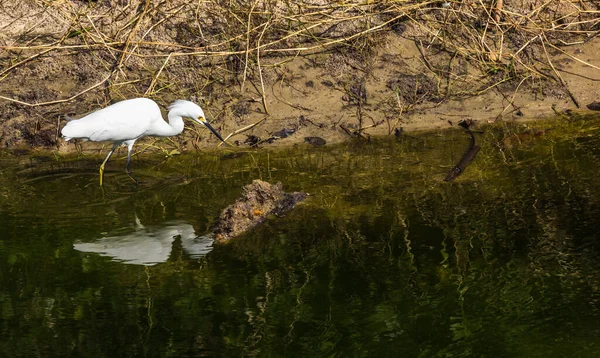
(1, 115, 600, 357)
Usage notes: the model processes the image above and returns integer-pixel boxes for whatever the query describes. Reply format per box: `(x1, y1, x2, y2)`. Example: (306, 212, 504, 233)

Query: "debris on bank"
(304, 137, 327, 147)
(339, 124, 370, 141)
(214, 180, 307, 242)
(586, 102, 600, 111)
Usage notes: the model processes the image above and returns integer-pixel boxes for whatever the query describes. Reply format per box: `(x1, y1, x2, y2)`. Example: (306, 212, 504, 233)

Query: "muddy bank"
(1, 1, 599, 153)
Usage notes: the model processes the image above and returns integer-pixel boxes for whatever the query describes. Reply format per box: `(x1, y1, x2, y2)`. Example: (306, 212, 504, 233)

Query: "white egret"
(61, 98, 225, 185)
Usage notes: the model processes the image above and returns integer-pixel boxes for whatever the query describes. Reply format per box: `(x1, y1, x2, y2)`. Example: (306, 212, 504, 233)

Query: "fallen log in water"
(444, 129, 480, 182)
(214, 180, 307, 242)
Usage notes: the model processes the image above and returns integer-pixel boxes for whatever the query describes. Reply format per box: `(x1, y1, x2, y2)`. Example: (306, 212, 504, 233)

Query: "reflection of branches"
(283, 263, 315, 345)
(243, 270, 273, 355)
(398, 214, 415, 270)
(144, 266, 154, 347)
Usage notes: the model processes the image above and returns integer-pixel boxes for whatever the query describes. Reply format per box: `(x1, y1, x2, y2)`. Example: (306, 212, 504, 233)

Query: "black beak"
(197, 118, 225, 143)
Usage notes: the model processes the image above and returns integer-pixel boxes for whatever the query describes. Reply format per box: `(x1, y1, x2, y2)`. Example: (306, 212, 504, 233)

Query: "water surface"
(1, 116, 600, 357)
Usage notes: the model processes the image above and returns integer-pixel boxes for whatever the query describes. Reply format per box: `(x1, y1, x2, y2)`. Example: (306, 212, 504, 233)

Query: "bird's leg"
(99, 143, 119, 186)
(125, 141, 139, 185)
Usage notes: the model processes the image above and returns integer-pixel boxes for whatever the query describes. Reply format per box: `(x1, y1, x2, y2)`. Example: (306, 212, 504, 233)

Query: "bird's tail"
(61, 115, 78, 141)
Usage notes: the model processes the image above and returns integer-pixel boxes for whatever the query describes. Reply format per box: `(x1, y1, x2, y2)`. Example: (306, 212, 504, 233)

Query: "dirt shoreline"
(1, 1, 599, 153)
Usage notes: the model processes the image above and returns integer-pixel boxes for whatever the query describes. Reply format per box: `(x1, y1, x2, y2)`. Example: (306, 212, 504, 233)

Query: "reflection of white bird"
(61, 98, 225, 186)
(73, 219, 213, 266)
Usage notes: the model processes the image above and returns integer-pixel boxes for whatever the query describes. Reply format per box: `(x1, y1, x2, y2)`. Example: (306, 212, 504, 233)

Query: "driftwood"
(444, 124, 480, 182)
(214, 180, 307, 242)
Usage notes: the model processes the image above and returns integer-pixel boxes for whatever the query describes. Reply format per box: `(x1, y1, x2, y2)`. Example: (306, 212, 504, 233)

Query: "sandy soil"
(1, 1, 599, 154)
(230, 33, 600, 146)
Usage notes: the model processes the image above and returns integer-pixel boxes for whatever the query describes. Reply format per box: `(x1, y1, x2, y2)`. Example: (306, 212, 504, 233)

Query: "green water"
(2, 116, 600, 357)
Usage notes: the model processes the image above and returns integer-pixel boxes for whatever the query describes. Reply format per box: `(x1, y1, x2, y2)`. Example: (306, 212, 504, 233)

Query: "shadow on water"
(1, 115, 600, 356)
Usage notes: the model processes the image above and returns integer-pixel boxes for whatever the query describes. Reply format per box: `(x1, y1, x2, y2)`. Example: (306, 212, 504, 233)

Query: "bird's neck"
(158, 111, 185, 137)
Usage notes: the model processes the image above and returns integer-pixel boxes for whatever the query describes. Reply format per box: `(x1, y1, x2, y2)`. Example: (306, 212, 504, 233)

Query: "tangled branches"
(0, 0, 598, 147)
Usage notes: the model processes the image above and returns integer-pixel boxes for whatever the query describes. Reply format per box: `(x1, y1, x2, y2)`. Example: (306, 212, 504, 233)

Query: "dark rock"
(272, 128, 296, 139)
(586, 102, 600, 111)
(348, 83, 367, 104)
(458, 119, 474, 130)
(244, 135, 261, 147)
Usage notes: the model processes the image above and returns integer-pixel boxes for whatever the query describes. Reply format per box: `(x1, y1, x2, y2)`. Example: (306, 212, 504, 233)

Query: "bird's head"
(168, 100, 225, 142)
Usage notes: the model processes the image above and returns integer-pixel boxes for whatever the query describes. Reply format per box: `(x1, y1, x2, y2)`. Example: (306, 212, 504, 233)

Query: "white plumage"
(62, 98, 224, 185)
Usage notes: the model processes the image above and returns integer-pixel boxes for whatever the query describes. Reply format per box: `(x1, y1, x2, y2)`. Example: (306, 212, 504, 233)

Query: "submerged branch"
(444, 125, 480, 182)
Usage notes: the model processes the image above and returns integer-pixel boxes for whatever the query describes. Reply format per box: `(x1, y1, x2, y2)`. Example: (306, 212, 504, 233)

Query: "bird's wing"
(62, 99, 162, 142)
(86, 115, 151, 142)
